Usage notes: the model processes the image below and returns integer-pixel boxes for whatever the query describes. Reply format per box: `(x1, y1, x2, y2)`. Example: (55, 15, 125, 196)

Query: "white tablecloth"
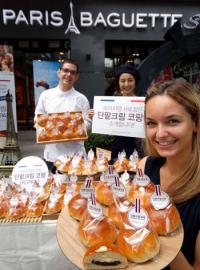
(0, 220, 79, 270)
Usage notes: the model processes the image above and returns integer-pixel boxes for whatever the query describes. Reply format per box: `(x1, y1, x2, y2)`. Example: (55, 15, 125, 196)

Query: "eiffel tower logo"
(65, 1, 80, 35)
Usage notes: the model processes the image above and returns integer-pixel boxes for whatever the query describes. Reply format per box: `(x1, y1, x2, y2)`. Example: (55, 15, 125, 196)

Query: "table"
(0, 220, 79, 270)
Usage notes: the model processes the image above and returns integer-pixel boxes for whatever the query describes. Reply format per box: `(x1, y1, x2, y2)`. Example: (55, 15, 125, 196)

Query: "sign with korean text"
(92, 96, 145, 138)
(12, 156, 49, 189)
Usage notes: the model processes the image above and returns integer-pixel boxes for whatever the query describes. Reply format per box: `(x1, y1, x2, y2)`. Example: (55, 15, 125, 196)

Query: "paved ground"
(18, 130, 43, 159)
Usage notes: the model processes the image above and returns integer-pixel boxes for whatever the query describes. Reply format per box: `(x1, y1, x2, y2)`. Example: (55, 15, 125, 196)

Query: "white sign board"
(12, 156, 49, 189)
(92, 96, 145, 138)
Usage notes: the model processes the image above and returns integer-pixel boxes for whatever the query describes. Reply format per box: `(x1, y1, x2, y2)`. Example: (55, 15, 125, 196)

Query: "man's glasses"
(60, 68, 77, 75)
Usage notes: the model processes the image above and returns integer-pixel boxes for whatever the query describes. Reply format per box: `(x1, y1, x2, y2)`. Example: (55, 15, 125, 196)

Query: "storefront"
(0, 0, 200, 129)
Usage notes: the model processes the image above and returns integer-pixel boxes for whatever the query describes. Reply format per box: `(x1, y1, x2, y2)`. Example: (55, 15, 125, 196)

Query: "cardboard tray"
(36, 111, 88, 144)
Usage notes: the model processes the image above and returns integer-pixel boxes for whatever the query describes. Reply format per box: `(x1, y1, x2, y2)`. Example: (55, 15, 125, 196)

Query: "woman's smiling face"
(145, 94, 197, 159)
(119, 73, 136, 96)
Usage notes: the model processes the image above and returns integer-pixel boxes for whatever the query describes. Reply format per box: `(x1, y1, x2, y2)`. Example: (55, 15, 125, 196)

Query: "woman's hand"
(88, 109, 94, 119)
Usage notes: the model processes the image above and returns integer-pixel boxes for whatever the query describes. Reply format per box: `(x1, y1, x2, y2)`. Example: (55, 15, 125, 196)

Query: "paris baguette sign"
(0, 1, 200, 35)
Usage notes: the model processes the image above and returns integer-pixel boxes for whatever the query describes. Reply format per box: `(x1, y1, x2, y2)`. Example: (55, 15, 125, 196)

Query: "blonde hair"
(145, 79, 200, 203)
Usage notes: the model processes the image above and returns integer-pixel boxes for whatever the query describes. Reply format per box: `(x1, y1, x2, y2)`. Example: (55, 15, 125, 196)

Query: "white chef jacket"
(35, 86, 91, 162)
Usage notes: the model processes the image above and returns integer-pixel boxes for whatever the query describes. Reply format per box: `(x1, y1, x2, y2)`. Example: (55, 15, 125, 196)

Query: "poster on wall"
(92, 96, 145, 138)
(0, 45, 14, 72)
(0, 72, 17, 132)
(33, 60, 60, 106)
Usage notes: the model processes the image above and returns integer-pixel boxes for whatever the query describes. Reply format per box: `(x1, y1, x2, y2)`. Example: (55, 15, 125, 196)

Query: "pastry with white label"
(68, 194, 88, 221)
(83, 242, 128, 269)
(128, 174, 155, 208)
(78, 211, 117, 247)
(107, 199, 133, 230)
(147, 203, 181, 235)
(96, 182, 115, 206)
(117, 226, 160, 263)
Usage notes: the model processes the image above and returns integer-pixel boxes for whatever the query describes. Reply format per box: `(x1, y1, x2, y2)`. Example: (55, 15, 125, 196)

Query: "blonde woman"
(139, 79, 200, 270)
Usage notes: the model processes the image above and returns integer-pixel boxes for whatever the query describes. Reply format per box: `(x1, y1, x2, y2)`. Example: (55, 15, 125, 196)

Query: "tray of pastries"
(36, 111, 88, 144)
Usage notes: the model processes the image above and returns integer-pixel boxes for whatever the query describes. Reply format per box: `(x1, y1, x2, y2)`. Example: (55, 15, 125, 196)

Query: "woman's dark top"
(110, 136, 144, 163)
(145, 156, 200, 269)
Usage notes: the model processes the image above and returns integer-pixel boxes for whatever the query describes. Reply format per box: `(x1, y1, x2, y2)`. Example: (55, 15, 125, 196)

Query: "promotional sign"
(0, 72, 17, 132)
(33, 60, 60, 106)
(92, 96, 145, 138)
(12, 156, 49, 189)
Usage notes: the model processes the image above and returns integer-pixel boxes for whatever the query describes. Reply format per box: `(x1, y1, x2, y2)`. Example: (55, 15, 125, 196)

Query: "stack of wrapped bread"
(54, 149, 109, 176)
(66, 169, 181, 269)
(113, 149, 139, 173)
(0, 173, 77, 222)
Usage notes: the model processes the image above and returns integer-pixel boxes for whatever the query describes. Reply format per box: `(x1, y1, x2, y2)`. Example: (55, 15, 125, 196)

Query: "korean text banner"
(92, 96, 145, 138)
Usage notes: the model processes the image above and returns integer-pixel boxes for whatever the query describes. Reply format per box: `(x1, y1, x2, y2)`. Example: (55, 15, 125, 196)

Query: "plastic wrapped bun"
(78, 211, 117, 247)
(95, 182, 115, 206)
(117, 227, 160, 263)
(146, 203, 181, 235)
(107, 199, 133, 230)
(83, 242, 128, 269)
(128, 174, 155, 208)
(68, 194, 87, 221)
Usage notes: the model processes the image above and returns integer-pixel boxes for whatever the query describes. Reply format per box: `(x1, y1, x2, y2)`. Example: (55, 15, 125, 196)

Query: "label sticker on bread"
(134, 174, 151, 187)
(36, 111, 88, 143)
(128, 199, 149, 229)
(111, 177, 126, 198)
(151, 186, 170, 210)
(87, 201, 103, 219)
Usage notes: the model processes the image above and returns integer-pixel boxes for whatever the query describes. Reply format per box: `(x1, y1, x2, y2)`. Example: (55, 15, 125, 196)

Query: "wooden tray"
(56, 206, 184, 270)
(36, 111, 88, 144)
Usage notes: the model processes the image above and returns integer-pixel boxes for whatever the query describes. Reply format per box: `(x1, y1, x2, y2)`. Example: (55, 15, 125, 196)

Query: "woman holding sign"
(110, 64, 145, 163)
(139, 79, 200, 270)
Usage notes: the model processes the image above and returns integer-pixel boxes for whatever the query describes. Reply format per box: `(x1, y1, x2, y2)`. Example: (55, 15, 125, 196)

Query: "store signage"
(92, 96, 145, 138)
(1, 1, 194, 36)
(183, 14, 200, 29)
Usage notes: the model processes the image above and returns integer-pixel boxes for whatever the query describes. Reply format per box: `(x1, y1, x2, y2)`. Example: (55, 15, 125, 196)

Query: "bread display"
(54, 149, 109, 175)
(83, 242, 128, 269)
(117, 226, 160, 263)
(36, 111, 88, 143)
(78, 211, 117, 247)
